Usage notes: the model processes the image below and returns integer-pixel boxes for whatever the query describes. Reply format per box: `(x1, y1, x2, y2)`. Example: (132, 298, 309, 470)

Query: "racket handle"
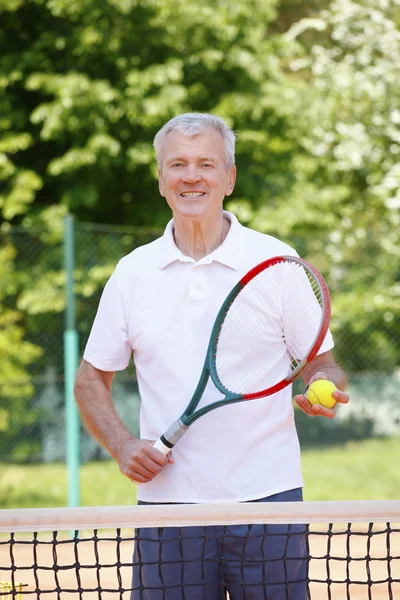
(153, 419, 188, 455)
(153, 438, 172, 456)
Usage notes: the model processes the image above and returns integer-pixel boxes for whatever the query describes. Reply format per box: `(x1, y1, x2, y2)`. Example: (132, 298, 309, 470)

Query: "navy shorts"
(131, 488, 308, 600)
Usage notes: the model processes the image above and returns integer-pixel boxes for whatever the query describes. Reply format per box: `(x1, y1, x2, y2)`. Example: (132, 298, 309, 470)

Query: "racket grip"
(153, 438, 172, 456)
(153, 419, 188, 455)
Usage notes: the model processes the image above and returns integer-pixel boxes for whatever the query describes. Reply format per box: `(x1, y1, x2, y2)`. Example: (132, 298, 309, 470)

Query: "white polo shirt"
(84, 211, 334, 503)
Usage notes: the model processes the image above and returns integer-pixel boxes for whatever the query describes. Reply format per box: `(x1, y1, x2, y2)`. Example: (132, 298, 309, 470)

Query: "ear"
(158, 167, 165, 197)
(225, 165, 237, 197)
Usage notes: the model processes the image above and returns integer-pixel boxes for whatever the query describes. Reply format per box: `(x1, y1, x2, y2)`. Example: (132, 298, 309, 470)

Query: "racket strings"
(214, 262, 325, 395)
(282, 273, 323, 365)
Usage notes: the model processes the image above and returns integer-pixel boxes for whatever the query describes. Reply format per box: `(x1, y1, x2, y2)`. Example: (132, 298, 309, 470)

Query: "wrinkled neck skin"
(172, 211, 230, 261)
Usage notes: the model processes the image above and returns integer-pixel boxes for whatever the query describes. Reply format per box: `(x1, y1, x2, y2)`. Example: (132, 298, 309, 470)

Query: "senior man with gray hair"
(75, 112, 349, 599)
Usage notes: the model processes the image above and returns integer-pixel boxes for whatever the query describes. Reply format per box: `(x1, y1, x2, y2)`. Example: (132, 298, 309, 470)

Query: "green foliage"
(0, 239, 43, 460)
(0, 0, 294, 462)
(0, 0, 399, 464)
(0, 242, 42, 399)
(234, 0, 400, 370)
(0, 0, 283, 227)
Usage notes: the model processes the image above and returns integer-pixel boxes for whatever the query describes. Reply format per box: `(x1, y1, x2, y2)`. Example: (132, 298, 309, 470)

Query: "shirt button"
(190, 286, 203, 302)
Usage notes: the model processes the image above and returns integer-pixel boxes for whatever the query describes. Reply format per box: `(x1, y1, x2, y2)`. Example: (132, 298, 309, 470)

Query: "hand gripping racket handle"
(153, 438, 173, 456)
(153, 419, 188, 455)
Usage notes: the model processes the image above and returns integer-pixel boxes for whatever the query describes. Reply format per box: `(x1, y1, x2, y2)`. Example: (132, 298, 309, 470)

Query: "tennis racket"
(153, 255, 331, 455)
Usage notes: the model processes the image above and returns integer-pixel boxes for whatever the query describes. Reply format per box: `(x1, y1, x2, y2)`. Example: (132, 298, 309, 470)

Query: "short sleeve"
(83, 266, 132, 371)
(282, 265, 334, 359)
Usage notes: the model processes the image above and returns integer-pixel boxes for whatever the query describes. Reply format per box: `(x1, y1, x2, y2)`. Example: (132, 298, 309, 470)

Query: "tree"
(235, 0, 400, 370)
(1, 0, 399, 463)
(1, 0, 304, 460)
(0, 0, 290, 229)
(0, 234, 43, 460)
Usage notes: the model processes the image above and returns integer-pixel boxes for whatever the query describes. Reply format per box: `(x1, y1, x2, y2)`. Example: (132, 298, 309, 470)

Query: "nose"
(182, 164, 201, 183)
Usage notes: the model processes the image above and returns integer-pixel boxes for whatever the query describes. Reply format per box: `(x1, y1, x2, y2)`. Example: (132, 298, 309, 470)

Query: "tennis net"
(1, 500, 399, 599)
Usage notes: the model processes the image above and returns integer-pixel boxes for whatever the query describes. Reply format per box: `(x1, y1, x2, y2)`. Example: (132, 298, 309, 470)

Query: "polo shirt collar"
(158, 210, 243, 270)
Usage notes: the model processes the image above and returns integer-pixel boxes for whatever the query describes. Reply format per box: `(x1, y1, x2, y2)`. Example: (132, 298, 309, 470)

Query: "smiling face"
(158, 128, 236, 221)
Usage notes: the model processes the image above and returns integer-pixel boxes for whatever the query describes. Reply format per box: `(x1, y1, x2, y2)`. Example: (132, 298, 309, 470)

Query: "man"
(74, 113, 349, 599)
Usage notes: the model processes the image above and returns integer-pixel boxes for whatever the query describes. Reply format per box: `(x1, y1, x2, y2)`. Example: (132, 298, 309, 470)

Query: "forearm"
(74, 367, 134, 461)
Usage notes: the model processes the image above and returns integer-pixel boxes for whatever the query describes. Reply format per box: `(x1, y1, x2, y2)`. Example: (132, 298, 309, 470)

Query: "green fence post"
(64, 214, 80, 507)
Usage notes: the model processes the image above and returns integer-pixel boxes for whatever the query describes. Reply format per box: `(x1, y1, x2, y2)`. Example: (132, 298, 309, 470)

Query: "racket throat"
(159, 418, 188, 450)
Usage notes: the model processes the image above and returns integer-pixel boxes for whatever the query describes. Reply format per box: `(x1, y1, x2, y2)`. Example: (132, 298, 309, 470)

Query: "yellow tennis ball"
(306, 380, 337, 408)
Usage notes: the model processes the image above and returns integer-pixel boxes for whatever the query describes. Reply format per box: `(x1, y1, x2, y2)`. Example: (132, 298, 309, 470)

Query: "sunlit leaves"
(0, 170, 43, 220)
(0, 243, 42, 400)
(237, 0, 400, 371)
(0, 0, 283, 227)
(0, 0, 398, 386)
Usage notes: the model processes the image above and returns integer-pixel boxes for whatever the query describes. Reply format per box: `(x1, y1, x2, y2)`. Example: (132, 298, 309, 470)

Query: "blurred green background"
(0, 0, 399, 507)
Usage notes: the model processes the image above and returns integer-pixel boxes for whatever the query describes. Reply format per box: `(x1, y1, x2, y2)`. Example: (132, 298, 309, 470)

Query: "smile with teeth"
(181, 192, 205, 198)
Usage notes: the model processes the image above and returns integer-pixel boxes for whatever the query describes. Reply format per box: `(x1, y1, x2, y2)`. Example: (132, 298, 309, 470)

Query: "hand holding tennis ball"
(306, 380, 337, 408)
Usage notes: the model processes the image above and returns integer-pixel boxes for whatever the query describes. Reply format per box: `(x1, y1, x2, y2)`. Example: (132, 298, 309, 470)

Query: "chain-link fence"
(1, 219, 399, 465)
(0, 220, 160, 464)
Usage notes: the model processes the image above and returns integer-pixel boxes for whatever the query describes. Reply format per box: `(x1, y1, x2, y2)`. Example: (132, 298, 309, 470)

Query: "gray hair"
(154, 113, 236, 171)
